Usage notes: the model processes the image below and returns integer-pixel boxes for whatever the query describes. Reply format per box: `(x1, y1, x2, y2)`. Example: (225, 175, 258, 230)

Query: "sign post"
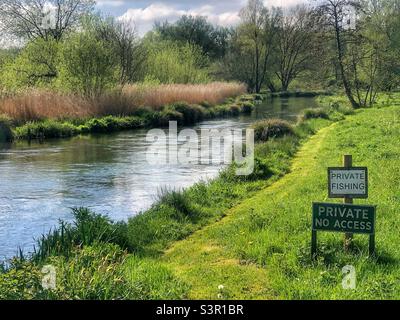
(311, 155, 375, 258)
(343, 155, 353, 251)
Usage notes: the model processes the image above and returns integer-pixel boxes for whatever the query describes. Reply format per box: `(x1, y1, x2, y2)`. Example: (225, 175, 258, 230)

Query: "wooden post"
(311, 230, 317, 258)
(369, 234, 375, 257)
(344, 155, 353, 251)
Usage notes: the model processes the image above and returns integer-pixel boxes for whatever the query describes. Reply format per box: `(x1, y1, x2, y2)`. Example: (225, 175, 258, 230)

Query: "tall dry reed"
(0, 82, 247, 122)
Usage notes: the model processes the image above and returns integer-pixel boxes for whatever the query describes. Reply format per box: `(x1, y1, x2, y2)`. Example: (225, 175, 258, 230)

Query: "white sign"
(328, 167, 368, 198)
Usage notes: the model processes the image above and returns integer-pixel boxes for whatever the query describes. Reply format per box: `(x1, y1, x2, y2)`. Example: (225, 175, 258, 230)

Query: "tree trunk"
(333, 4, 360, 109)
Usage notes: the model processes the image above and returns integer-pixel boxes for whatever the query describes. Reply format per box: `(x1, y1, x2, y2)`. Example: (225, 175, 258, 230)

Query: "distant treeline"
(0, 0, 399, 108)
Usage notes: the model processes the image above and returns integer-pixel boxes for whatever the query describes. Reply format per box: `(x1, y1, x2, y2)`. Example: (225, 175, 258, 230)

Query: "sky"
(96, 0, 307, 35)
(0, 0, 307, 47)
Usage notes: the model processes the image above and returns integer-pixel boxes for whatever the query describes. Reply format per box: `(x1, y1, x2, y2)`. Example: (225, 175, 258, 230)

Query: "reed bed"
(0, 82, 246, 122)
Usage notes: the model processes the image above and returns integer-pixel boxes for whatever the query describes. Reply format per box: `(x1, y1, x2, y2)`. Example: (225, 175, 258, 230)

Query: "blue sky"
(96, 0, 306, 35)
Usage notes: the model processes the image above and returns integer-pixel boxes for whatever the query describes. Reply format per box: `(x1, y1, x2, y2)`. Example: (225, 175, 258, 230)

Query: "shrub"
(14, 120, 78, 139)
(301, 108, 330, 120)
(158, 109, 184, 127)
(330, 101, 355, 115)
(241, 102, 255, 114)
(230, 105, 241, 116)
(171, 102, 206, 124)
(254, 94, 264, 101)
(200, 101, 212, 109)
(0, 114, 13, 142)
(237, 95, 255, 102)
(252, 119, 295, 142)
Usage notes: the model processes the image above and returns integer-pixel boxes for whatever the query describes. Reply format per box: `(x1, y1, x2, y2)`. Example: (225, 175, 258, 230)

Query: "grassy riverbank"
(161, 104, 400, 299)
(1, 97, 399, 300)
(0, 95, 341, 299)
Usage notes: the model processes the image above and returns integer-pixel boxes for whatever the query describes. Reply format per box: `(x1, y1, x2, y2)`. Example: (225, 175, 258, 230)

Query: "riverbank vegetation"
(4, 91, 257, 140)
(2, 96, 400, 299)
(1, 0, 399, 140)
(0, 95, 352, 299)
(0, 0, 400, 301)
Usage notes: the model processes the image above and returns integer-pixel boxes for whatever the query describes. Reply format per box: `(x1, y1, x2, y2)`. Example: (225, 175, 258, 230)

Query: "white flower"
(218, 285, 225, 290)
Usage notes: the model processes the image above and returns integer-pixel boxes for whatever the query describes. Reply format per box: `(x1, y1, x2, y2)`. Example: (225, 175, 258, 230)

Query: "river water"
(0, 97, 318, 259)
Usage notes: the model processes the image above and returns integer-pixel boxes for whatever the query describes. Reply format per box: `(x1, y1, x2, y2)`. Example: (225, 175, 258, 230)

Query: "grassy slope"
(157, 106, 400, 300)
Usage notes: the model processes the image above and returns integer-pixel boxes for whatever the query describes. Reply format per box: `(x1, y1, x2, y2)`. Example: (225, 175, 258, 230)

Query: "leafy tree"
(57, 31, 118, 96)
(83, 15, 147, 86)
(144, 40, 210, 84)
(155, 15, 231, 59)
(0, 38, 59, 89)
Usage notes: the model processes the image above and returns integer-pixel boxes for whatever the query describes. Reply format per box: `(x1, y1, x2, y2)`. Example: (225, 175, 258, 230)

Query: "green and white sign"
(328, 167, 368, 199)
(313, 202, 376, 235)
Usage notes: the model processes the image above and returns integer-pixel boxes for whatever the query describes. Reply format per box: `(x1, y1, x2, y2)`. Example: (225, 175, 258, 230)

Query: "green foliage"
(155, 15, 231, 59)
(170, 102, 206, 124)
(13, 116, 143, 140)
(0, 243, 188, 300)
(0, 38, 59, 90)
(57, 31, 119, 96)
(252, 119, 295, 142)
(301, 108, 330, 120)
(240, 101, 255, 113)
(144, 41, 210, 84)
(32, 208, 129, 263)
(14, 120, 78, 139)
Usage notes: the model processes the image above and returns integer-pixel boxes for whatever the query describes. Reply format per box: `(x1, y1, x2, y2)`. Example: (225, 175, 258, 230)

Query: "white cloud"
(96, 0, 125, 7)
(118, 3, 241, 35)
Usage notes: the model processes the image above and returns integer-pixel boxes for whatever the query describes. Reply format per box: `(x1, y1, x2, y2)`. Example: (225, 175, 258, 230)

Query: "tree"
(0, 0, 95, 42)
(57, 31, 118, 96)
(275, 6, 319, 91)
(0, 38, 59, 89)
(225, 0, 279, 93)
(317, 0, 362, 108)
(83, 15, 146, 86)
(155, 15, 231, 59)
(143, 40, 209, 84)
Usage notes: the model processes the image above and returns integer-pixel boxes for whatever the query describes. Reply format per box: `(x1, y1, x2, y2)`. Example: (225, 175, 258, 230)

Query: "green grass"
(3, 99, 399, 300)
(161, 105, 400, 299)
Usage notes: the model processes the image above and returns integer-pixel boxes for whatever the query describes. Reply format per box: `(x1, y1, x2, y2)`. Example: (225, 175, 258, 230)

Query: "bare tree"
(231, 0, 279, 93)
(85, 16, 147, 86)
(0, 0, 95, 41)
(275, 6, 319, 91)
(317, 0, 362, 108)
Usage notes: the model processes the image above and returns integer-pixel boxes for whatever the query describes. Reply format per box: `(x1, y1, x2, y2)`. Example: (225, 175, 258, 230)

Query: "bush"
(229, 105, 241, 116)
(301, 108, 330, 120)
(0, 114, 13, 142)
(252, 119, 295, 142)
(171, 102, 206, 124)
(157, 109, 184, 127)
(14, 120, 78, 139)
(237, 95, 255, 102)
(241, 102, 255, 114)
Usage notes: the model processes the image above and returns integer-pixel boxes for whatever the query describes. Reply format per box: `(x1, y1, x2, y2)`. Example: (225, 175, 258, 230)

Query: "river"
(0, 97, 318, 259)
